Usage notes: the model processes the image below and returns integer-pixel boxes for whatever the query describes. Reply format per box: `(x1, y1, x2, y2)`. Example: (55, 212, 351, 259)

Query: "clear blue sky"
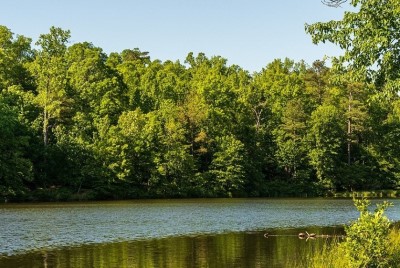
(1, 0, 351, 72)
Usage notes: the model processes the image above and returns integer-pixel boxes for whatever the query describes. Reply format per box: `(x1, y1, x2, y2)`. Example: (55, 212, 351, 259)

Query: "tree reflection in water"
(0, 226, 344, 268)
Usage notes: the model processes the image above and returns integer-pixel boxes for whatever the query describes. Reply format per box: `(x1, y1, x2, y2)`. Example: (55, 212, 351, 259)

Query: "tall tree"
(304, 60, 330, 108)
(274, 99, 309, 180)
(208, 135, 246, 197)
(306, 1, 400, 188)
(252, 59, 308, 183)
(30, 26, 71, 146)
(152, 101, 197, 197)
(253, 59, 307, 117)
(308, 104, 345, 191)
(114, 48, 148, 110)
(96, 109, 155, 198)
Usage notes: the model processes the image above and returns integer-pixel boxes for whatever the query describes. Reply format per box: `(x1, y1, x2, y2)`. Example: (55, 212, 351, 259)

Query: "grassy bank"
(298, 228, 400, 268)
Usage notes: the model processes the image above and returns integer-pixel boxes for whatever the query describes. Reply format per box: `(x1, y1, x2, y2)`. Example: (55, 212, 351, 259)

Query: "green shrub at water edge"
(342, 198, 392, 267)
(301, 198, 397, 268)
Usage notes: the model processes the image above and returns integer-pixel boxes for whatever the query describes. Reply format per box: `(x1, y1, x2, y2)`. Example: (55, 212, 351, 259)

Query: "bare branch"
(321, 0, 347, 7)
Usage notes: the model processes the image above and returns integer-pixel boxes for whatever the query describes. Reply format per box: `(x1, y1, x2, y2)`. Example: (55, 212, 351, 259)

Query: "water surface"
(1, 198, 399, 267)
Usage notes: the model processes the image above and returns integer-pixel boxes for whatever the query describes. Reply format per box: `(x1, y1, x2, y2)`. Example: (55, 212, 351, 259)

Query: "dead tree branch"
(321, 0, 347, 7)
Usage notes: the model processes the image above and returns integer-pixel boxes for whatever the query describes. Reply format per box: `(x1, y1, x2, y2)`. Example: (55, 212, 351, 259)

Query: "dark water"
(1, 198, 399, 267)
(0, 227, 344, 268)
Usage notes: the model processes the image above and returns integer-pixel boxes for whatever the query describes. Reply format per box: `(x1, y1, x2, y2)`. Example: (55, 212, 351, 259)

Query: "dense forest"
(1, 1, 400, 200)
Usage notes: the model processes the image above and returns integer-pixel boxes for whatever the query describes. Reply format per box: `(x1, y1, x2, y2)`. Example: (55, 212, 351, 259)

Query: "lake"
(1, 198, 399, 267)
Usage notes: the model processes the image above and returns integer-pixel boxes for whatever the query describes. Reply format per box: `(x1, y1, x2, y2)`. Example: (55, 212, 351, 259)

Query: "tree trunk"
(347, 92, 352, 165)
(43, 109, 49, 147)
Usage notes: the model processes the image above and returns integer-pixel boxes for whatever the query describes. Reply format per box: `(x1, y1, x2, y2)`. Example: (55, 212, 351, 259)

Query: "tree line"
(1, 0, 399, 200)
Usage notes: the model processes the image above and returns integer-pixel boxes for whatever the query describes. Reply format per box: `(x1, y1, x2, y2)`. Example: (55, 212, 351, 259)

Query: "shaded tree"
(0, 101, 33, 200)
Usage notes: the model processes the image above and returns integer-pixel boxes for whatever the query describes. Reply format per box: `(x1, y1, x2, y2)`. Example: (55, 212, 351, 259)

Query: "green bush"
(342, 198, 393, 267)
(302, 198, 396, 268)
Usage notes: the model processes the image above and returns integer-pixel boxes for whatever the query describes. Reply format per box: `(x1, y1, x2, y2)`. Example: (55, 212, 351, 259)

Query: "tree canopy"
(1, 17, 400, 201)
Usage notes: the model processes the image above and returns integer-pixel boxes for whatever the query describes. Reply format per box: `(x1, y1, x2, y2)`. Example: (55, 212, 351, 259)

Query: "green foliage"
(306, 0, 400, 96)
(2, 22, 400, 200)
(151, 101, 197, 197)
(0, 26, 33, 91)
(0, 101, 33, 199)
(308, 104, 345, 190)
(29, 26, 72, 146)
(301, 238, 348, 268)
(208, 135, 246, 197)
(274, 99, 309, 180)
(101, 109, 155, 195)
(306, 0, 400, 191)
(342, 198, 392, 267)
(388, 228, 400, 265)
(301, 199, 396, 268)
(306, 0, 400, 69)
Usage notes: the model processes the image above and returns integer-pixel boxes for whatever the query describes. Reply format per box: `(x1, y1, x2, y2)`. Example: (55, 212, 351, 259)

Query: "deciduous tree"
(30, 26, 71, 146)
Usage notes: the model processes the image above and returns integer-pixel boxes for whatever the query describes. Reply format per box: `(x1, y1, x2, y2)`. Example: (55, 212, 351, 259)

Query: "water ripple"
(0, 198, 399, 256)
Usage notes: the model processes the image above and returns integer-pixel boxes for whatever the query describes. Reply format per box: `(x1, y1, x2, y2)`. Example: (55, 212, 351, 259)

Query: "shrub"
(342, 198, 392, 268)
(302, 198, 395, 268)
